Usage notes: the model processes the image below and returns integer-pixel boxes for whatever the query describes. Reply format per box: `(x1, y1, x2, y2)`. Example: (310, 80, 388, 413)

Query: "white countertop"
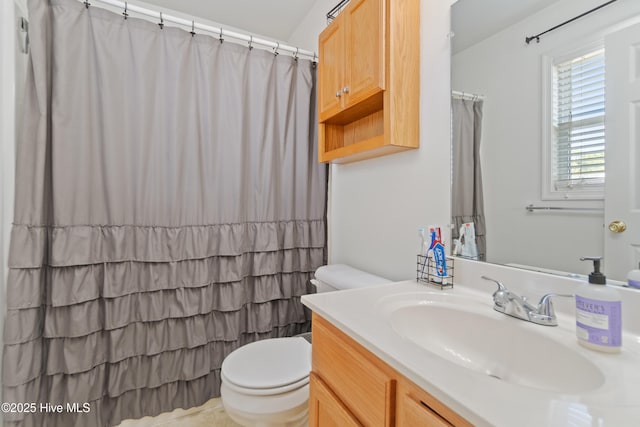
(302, 278, 640, 427)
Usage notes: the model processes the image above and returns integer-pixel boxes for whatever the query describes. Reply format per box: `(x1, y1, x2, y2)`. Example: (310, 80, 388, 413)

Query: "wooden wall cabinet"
(318, 0, 384, 122)
(310, 313, 473, 427)
(317, 0, 420, 164)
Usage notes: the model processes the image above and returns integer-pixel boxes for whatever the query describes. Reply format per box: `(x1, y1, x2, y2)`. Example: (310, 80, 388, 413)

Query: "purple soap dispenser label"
(576, 296, 622, 347)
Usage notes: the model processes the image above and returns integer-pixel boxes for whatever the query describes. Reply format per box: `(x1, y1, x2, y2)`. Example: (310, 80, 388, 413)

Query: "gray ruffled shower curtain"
(452, 97, 486, 260)
(3, 0, 326, 426)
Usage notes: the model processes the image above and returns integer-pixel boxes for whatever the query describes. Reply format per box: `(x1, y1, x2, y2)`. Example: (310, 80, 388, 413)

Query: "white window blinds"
(552, 48, 605, 193)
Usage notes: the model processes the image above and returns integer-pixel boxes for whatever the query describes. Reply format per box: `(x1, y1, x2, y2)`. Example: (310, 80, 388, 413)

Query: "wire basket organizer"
(416, 254, 454, 289)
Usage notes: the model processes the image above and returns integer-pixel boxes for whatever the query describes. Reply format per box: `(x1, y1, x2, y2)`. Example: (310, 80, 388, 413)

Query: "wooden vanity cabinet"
(317, 0, 420, 164)
(310, 313, 473, 427)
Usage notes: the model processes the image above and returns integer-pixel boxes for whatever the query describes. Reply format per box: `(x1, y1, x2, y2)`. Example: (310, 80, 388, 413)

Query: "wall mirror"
(451, 0, 640, 282)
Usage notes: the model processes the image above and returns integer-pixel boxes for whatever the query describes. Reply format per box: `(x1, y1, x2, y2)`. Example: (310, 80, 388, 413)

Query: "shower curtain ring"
(158, 12, 164, 29)
(274, 42, 280, 56)
(123, 2, 128, 19)
(294, 47, 299, 61)
(219, 29, 224, 44)
(84, 0, 90, 8)
(191, 20, 196, 37)
(248, 36, 253, 50)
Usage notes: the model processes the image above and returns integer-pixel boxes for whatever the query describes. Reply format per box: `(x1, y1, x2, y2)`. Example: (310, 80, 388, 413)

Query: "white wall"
(1, 1, 28, 425)
(452, 0, 640, 275)
(290, 0, 457, 281)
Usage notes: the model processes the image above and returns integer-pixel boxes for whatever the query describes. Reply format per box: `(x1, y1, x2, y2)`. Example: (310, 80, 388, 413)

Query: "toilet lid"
(221, 337, 311, 389)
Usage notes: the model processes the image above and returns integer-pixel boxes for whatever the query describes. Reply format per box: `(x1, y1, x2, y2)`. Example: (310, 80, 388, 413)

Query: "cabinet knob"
(335, 91, 342, 98)
(342, 86, 350, 94)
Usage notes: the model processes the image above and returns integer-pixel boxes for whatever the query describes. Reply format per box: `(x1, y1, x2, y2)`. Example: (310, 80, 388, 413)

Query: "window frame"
(541, 41, 606, 201)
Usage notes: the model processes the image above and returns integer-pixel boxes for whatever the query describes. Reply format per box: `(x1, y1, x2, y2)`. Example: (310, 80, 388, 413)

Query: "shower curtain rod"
(452, 90, 485, 101)
(327, 0, 350, 22)
(525, 204, 603, 213)
(84, 0, 318, 61)
(525, 0, 618, 44)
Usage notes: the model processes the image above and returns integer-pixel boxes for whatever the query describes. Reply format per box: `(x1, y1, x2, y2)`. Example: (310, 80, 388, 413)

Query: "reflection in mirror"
(451, 94, 486, 262)
(451, 0, 640, 281)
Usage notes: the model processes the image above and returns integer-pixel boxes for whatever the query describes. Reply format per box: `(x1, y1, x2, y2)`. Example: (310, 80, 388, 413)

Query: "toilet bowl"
(221, 337, 310, 427)
(220, 264, 391, 427)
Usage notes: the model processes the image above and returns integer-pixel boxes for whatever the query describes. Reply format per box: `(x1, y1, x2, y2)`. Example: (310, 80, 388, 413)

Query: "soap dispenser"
(575, 257, 622, 353)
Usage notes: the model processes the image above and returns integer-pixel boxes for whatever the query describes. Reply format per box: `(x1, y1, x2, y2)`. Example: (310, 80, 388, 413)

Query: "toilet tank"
(310, 264, 392, 293)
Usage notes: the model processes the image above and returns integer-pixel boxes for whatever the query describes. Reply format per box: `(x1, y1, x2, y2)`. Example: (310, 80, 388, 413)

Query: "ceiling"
(452, 0, 562, 53)
(138, 0, 319, 42)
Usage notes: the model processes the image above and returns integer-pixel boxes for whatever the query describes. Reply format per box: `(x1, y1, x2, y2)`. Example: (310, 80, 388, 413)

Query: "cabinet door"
(318, 19, 344, 121)
(309, 373, 362, 427)
(313, 315, 394, 426)
(343, 0, 385, 108)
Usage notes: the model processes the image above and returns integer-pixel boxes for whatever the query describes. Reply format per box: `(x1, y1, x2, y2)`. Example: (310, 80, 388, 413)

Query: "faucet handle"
(481, 276, 507, 292)
(532, 293, 574, 326)
(481, 276, 509, 309)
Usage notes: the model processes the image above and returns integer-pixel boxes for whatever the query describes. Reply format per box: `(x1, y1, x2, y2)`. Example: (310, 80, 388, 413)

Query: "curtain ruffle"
(3, 371, 222, 427)
(4, 222, 322, 425)
(9, 221, 325, 268)
(7, 248, 323, 309)
(4, 222, 321, 420)
(3, 324, 309, 426)
(5, 297, 309, 385)
(3, 370, 223, 427)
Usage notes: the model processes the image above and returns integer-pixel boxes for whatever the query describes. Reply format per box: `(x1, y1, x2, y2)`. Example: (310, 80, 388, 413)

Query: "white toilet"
(220, 264, 391, 427)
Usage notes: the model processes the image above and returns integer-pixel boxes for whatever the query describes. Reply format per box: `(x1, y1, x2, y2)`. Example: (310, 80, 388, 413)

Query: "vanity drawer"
(397, 391, 452, 427)
(311, 313, 395, 427)
(396, 375, 472, 427)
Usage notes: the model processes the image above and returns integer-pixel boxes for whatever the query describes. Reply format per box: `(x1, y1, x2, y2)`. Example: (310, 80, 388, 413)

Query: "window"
(543, 46, 606, 200)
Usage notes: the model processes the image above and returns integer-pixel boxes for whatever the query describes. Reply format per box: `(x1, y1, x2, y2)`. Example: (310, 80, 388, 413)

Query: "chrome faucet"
(481, 276, 573, 326)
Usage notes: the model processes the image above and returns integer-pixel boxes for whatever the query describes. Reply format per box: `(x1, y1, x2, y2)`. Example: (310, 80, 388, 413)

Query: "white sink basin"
(381, 292, 605, 393)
